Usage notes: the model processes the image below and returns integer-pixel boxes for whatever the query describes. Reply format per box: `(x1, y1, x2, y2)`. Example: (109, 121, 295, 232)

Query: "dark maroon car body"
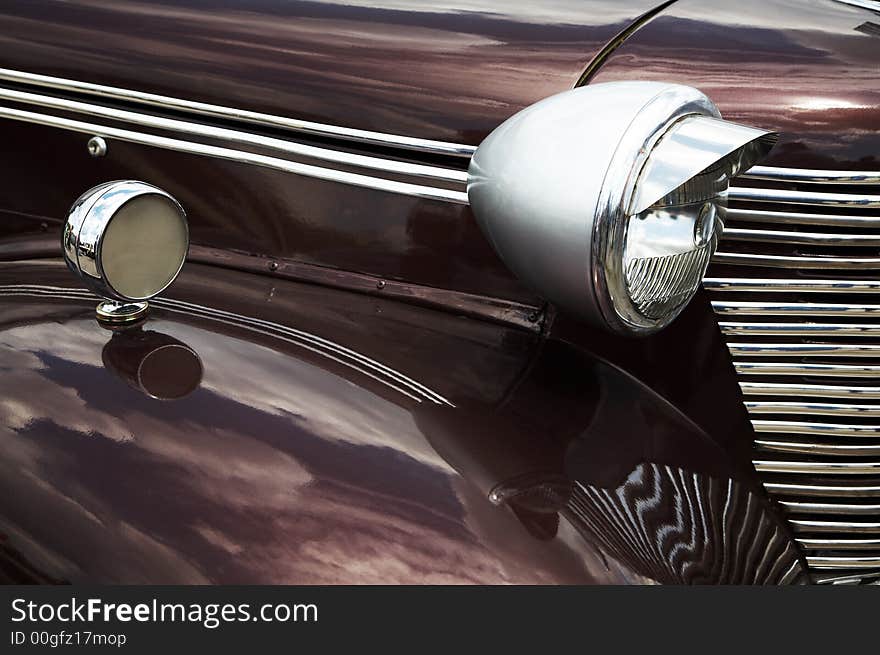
(0, 0, 878, 584)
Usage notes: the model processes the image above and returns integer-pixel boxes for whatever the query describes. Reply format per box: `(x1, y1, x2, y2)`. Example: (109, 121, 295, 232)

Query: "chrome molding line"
(747, 401, 880, 417)
(756, 439, 880, 456)
(728, 342, 880, 357)
(728, 187, 880, 208)
(721, 322, 880, 337)
(713, 300, 880, 316)
(781, 500, 880, 515)
(0, 67, 476, 158)
(0, 86, 467, 184)
(754, 460, 880, 475)
(790, 519, 880, 534)
(725, 207, 880, 228)
(807, 556, 880, 569)
(831, 1, 880, 14)
(722, 227, 880, 246)
(752, 419, 880, 437)
(573, 0, 677, 87)
(742, 166, 880, 185)
(0, 284, 454, 406)
(765, 482, 880, 497)
(713, 251, 880, 268)
(798, 538, 880, 550)
(741, 382, 880, 399)
(0, 104, 469, 204)
(735, 362, 880, 377)
(705, 278, 880, 293)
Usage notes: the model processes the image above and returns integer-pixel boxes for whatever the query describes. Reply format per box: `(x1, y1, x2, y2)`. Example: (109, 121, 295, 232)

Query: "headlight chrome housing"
(467, 82, 777, 335)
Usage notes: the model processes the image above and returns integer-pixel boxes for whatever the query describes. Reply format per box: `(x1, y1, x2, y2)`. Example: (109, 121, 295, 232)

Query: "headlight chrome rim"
(593, 85, 720, 335)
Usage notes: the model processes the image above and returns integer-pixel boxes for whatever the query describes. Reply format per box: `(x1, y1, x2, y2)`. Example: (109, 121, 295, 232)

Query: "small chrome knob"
(63, 181, 188, 324)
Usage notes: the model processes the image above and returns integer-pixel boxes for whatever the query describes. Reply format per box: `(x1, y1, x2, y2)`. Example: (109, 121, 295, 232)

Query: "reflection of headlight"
(467, 82, 777, 335)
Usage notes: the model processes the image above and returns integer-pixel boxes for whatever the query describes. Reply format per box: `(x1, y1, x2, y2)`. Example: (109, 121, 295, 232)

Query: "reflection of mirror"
(415, 341, 808, 585)
(101, 327, 202, 400)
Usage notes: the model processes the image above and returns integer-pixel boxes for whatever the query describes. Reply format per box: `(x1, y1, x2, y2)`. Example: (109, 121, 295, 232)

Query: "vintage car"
(0, 0, 878, 586)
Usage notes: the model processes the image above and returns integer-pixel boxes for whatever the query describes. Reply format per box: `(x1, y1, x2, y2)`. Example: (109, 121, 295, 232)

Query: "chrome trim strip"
(0, 67, 476, 158)
(0, 86, 466, 184)
(781, 500, 880, 515)
(756, 439, 880, 456)
(806, 556, 880, 569)
(735, 361, 880, 377)
(728, 187, 880, 208)
(754, 460, 880, 474)
(790, 519, 880, 533)
(713, 300, 880, 316)
(0, 284, 454, 406)
(747, 401, 880, 417)
(741, 382, 880, 399)
(798, 538, 880, 550)
(713, 251, 880, 268)
(752, 419, 880, 437)
(831, 0, 880, 14)
(0, 104, 469, 204)
(765, 482, 880, 497)
(705, 278, 880, 293)
(742, 165, 880, 185)
(722, 227, 880, 246)
(725, 207, 880, 228)
(728, 342, 880, 357)
(721, 322, 880, 337)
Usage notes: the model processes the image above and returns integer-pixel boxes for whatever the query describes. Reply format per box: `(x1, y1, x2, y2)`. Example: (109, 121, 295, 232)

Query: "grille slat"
(714, 301, 880, 316)
(782, 501, 880, 515)
(728, 187, 880, 208)
(709, 167, 880, 583)
(730, 343, 880, 357)
(722, 323, 880, 337)
(754, 460, 880, 475)
(725, 207, 880, 227)
(706, 278, 880, 293)
(798, 538, 880, 550)
(734, 362, 880, 377)
(764, 481, 880, 497)
(742, 166, 880, 185)
(747, 401, 880, 417)
(752, 420, 880, 437)
(756, 439, 880, 456)
(723, 228, 880, 246)
(741, 382, 880, 399)
(807, 556, 880, 569)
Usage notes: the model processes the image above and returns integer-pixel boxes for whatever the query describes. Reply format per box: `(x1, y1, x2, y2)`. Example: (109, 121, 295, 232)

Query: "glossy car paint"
(0, 261, 804, 584)
(0, 0, 666, 304)
(0, 1, 663, 144)
(1, 0, 874, 584)
(590, 0, 880, 170)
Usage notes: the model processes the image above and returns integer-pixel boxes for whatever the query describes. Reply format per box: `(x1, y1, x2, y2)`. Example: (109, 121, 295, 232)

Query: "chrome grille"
(706, 165, 880, 585)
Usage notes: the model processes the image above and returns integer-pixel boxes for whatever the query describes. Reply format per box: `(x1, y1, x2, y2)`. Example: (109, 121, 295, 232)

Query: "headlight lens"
(602, 114, 775, 333)
(622, 197, 722, 325)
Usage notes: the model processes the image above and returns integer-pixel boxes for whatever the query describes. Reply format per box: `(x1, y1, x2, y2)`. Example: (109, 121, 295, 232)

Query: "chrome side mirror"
(62, 181, 188, 325)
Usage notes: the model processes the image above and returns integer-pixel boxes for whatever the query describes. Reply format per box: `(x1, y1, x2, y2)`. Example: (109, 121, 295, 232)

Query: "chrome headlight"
(467, 82, 777, 335)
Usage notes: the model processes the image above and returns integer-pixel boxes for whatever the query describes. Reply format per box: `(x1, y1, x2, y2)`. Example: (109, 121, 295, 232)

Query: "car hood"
(0, 0, 666, 145)
(0, 259, 805, 584)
